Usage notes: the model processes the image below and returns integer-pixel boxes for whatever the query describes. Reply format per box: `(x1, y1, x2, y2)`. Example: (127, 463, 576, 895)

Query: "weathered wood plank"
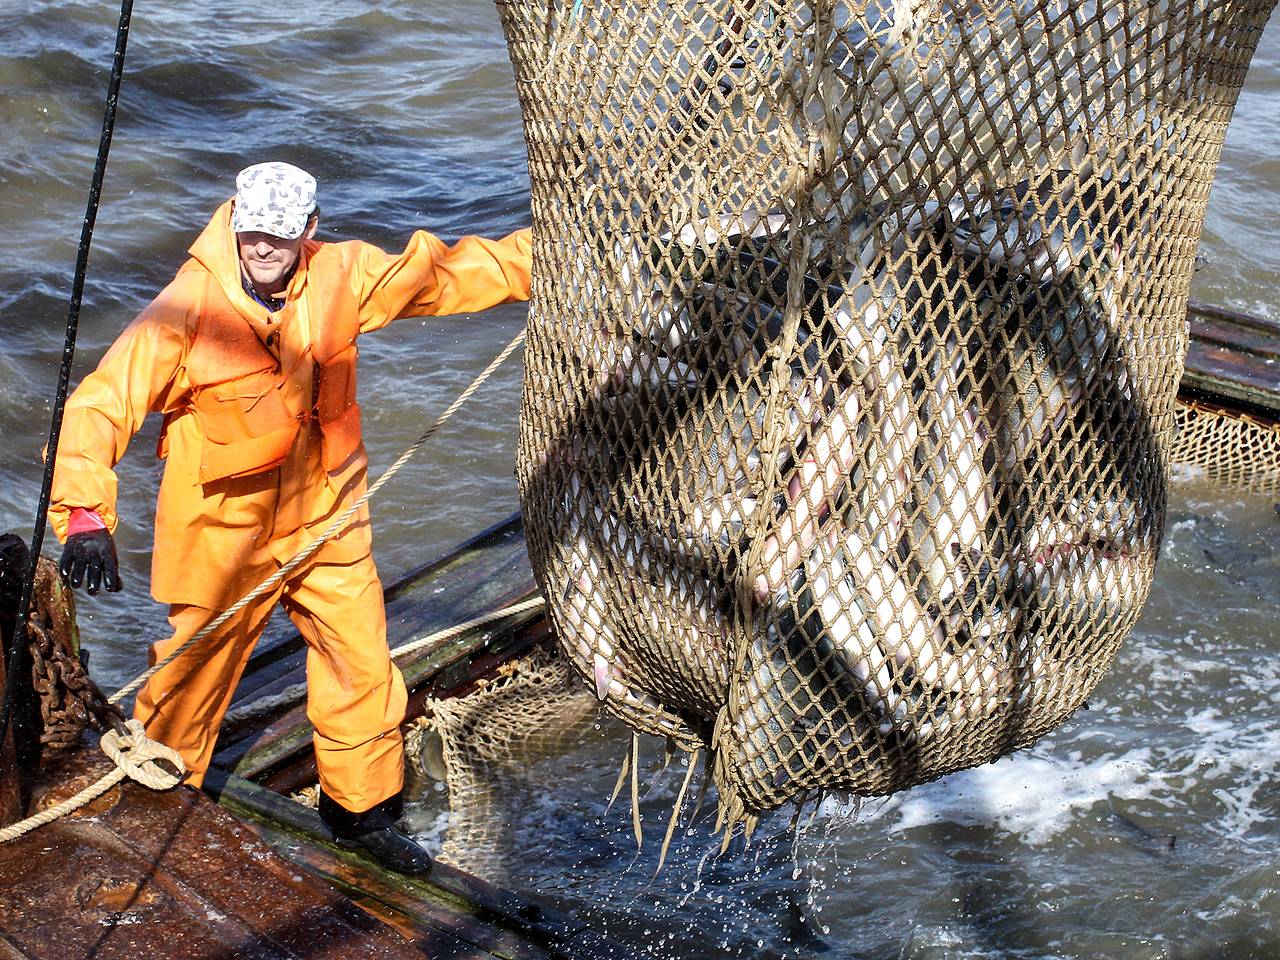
(0, 751, 431, 960)
(220, 632, 308, 710)
(1188, 300, 1280, 341)
(1190, 316, 1280, 359)
(382, 515, 536, 644)
(210, 771, 623, 960)
(1183, 301, 1280, 418)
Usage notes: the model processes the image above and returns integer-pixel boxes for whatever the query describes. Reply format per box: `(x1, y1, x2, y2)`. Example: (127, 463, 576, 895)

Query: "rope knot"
(100, 718, 186, 791)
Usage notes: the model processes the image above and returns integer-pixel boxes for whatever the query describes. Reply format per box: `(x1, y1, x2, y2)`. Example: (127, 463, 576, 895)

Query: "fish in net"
(500, 0, 1277, 831)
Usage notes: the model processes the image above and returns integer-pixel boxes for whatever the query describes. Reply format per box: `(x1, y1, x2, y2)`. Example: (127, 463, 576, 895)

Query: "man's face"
(236, 219, 314, 294)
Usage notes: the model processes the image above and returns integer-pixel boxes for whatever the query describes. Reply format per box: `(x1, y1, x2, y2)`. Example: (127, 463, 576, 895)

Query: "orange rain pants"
(135, 547, 405, 805)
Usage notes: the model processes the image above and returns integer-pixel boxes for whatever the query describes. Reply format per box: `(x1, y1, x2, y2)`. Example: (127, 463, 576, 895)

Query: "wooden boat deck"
(1184, 300, 1280, 418)
(0, 753, 428, 959)
(0, 750, 610, 959)
(209, 770, 619, 960)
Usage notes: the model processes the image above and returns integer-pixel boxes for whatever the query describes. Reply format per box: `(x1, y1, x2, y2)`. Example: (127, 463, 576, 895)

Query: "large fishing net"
(501, 0, 1277, 827)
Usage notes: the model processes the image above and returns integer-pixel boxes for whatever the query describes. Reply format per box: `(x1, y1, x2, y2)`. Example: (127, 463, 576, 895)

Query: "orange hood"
(186, 199, 320, 322)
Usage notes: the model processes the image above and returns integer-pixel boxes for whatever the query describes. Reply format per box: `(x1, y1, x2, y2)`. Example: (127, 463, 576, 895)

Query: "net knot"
(100, 718, 186, 791)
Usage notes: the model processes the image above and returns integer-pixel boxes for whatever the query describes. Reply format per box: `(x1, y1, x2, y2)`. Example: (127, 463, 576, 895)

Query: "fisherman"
(47, 161, 532, 875)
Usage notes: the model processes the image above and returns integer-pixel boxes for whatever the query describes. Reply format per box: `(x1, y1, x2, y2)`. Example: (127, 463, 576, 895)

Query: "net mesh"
(1170, 400, 1280, 494)
(499, 0, 1276, 823)
(415, 645, 599, 880)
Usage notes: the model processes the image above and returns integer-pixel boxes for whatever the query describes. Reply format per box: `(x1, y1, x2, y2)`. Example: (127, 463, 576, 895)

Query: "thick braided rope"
(0, 719, 184, 843)
(220, 594, 547, 726)
(108, 328, 527, 707)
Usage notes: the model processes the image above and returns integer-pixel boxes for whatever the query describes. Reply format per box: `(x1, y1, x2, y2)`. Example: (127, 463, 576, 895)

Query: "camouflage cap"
(231, 161, 317, 239)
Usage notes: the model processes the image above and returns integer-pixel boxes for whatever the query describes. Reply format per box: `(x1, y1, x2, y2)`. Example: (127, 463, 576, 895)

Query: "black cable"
(0, 0, 134, 754)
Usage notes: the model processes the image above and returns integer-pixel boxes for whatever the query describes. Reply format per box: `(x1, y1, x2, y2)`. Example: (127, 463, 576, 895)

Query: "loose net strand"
(412, 644, 598, 883)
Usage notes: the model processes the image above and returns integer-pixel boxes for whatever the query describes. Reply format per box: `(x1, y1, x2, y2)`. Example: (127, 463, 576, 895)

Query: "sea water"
(0, 3, 1276, 957)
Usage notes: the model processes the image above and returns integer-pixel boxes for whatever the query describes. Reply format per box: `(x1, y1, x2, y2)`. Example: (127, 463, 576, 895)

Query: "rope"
(108, 326, 527, 706)
(0, 0, 134, 754)
(0, 326, 525, 843)
(220, 594, 547, 726)
(389, 594, 545, 660)
(0, 719, 184, 844)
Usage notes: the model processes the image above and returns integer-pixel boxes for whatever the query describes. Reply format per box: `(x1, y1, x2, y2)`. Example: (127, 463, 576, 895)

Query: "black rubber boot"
(318, 790, 433, 876)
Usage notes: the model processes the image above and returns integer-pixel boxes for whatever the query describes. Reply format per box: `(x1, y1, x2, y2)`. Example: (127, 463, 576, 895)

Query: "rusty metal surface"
(0, 750, 439, 960)
(25, 560, 120, 757)
(1, 534, 119, 818)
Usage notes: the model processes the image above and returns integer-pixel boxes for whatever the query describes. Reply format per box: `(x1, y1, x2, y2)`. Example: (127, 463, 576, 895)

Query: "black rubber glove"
(59, 529, 123, 595)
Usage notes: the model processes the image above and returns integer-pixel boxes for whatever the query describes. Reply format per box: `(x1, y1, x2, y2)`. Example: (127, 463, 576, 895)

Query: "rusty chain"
(8, 553, 121, 764)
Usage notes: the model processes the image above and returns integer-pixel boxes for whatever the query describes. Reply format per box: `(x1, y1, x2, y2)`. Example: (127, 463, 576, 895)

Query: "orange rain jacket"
(49, 200, 532, 609)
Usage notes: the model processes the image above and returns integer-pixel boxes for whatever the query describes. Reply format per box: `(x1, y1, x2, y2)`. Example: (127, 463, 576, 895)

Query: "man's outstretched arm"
(354, 227, 533, 332)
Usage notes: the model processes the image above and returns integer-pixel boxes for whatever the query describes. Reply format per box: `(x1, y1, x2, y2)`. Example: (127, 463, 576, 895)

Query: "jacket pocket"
(194, 369, 296, 443)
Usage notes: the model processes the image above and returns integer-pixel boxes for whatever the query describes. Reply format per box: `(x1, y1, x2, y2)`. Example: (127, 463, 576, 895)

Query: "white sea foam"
(860, 745, 1157, 845)
(802, 690, 1278, 850)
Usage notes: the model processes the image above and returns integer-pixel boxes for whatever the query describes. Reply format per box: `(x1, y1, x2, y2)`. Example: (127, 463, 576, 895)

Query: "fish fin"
(592, 652, 610, 701)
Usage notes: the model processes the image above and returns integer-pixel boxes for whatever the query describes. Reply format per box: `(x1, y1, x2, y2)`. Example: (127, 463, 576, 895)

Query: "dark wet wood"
(0, 645, 19, 828)
(1183, 300, 1280, 419)
(209, 771, 622, 960)
(0, 749, 433, 960)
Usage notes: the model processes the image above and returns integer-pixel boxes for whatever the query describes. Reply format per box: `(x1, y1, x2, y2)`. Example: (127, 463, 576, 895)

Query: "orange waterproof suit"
(49, 200, 532, 810)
